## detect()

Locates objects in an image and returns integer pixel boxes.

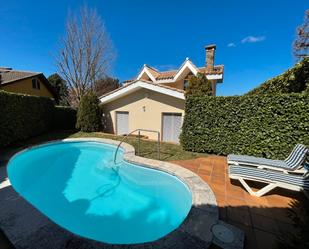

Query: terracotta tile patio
[171,156,306,249]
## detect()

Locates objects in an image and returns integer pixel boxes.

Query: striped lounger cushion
[228,144,309,171]
[229,165,309,190]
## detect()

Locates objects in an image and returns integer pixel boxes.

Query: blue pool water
[7,141,192,244]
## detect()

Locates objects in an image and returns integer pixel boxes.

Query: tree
[294,10,309,60]
[185,73,213,97]
[47,73,69,105]
[94,76,120,97]
[76,92,102,132]
[56,6,115,106]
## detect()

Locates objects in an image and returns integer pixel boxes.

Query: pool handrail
[113,129,161,164]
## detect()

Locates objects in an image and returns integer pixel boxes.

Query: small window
[183,79,189,90]
[31,78,40,90]
[32,79,37,89]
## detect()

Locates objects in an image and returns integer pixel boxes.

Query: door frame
[115,111,129,135]
[161,112,183,142]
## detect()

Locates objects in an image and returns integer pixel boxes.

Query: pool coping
[6,137,219,248]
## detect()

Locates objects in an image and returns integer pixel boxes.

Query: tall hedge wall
[180,93,309,159]
[247,58,309,95]
[0,90,54,147]
[53,106,77,130]
[0,91,77,148]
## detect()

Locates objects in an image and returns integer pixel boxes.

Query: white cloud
[227,42,236,47]
[241,36,266,44]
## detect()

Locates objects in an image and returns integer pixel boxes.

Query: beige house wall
[101,89,185,140]
[0,77,54,98]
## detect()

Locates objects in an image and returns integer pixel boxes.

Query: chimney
[205,44,216,69]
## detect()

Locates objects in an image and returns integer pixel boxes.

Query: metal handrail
[113,129,161,164]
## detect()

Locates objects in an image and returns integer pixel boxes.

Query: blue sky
[0,0,307,96]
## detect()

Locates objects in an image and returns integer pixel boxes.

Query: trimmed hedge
[53,106,77,130]
[180,94,309,159]
[247,58,309,95]
[0,90,54,147]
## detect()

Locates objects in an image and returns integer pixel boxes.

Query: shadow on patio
[172,156,308,249]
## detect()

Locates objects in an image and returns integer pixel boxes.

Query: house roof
[99,79,185,105]
[0,69,40,84]
[130,58,224,84]
[0,68,58,99]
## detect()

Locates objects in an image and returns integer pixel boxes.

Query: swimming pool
[7,140,192,244]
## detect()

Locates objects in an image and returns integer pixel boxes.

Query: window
[183,79,189,90]
[32,78,40,90]
[32,79,37,89]
[183,72,193,90]
[162,113,183,143]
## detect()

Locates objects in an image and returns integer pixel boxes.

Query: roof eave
[99,80,185,105]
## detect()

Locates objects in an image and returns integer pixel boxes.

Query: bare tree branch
[294,10,309,60]
[56,6,115,106]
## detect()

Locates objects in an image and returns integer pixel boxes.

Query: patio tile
[230,223,258,249]
[248,206,272,219]
[198,168,212,176]
[275,220,295,236]
[226,185,245,199]
[227,207,252,227]
[210,174,226,185]
[215,193,226,206]
[244,194,269,208]
[200,174,211,183]
[171,156,304,249]
[208,182,226,196]
[226,196,247,208]
[254,228,278,249]
[251,213,280,235]
[199,164,213,171]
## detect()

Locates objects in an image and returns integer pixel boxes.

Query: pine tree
[76,92,102,132]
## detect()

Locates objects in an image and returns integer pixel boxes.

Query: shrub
[76,92,102,132]
[0,90,54,147]
[180,93,309,159]
[53,106,77,130]
[185,73,213,97]
[247,58,309,95]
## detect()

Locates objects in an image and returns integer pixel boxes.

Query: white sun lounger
[228,144,309,197]
[228,144,308,173]
[229,164,309,197]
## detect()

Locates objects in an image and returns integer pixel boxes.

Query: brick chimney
[205,44,216,69]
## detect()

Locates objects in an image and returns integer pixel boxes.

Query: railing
[113,129,161,164]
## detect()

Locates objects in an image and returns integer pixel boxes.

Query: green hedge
[76,92,102,132]
[0,90,54,147]
[180,94,309,159]
[53,106,77,130]
[247,58,309,95]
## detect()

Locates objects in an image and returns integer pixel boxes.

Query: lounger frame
[229,173,308,197]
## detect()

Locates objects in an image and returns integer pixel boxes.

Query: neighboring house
[0,67,57,99]
[99,44,224,143]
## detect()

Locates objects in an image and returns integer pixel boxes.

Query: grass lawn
[5,130,207,161]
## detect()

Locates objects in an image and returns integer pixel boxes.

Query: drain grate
[211,221,244,249]
[212,224,234,243]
